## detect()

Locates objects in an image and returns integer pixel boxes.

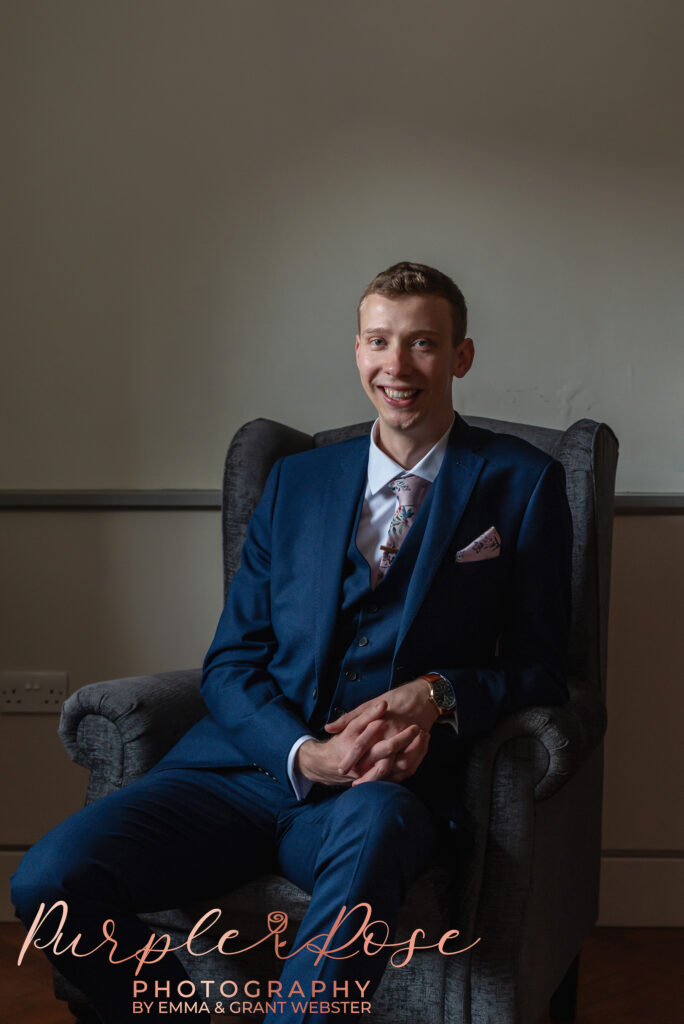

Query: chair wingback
[221,416,618,700]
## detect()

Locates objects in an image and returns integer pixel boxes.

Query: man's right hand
[295,700,422,786]
[350,726,430,786]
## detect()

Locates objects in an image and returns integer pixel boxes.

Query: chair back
[222,416,618,699]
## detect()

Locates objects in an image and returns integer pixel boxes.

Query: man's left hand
[324,678,440,783]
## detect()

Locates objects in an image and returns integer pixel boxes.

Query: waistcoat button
[345,669,358,681]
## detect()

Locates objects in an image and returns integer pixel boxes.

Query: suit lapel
[394,416,486,659]
[313,436,369,682]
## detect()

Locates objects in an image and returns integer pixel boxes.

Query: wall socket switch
[0,671,68,713]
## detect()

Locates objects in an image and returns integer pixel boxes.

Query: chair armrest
[58,669,206,795]
[451,682,606,947]
[465,680,606,805]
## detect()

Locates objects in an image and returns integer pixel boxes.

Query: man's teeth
[384,388,417,400]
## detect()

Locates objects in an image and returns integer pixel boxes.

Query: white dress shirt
[287,417,456,798]
[357,417,453,586]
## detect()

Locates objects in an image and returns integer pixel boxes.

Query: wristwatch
[421,672,457,716]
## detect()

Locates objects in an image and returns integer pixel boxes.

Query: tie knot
[389,473,426,507]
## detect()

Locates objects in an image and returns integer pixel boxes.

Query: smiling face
[355,292,474,464]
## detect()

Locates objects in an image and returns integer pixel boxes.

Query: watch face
[432,677,456,711]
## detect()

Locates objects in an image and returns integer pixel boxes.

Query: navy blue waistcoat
[312,480,435,732]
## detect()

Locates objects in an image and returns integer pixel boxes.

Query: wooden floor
[1,924,682,1023]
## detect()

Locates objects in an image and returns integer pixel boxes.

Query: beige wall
[1,1,683,924]
[600,515,684,925]
[1,510,682,923]
[2,1,683,492]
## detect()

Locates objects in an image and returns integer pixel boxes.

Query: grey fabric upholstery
[55,415,618,1023]
[59,669,205,797]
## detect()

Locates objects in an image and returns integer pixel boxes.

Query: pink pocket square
[456,526,501,563]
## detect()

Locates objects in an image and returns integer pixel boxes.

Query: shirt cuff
[435,714,459,733]
[287,734,315,801]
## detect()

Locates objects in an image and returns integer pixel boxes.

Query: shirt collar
[366,416,454,496]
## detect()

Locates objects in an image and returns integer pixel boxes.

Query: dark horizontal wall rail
[1,492,683,513]
[0,491,221,510]
[614,495,684,514]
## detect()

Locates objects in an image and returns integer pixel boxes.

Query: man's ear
[355,335,361,365]
[452,337,474,379]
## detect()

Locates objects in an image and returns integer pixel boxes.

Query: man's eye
[369,338,385,346]
[414,338,431,348]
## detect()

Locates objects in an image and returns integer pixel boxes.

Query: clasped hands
[295,678,440,787]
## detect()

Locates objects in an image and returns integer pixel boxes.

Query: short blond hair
[358,261,468,344]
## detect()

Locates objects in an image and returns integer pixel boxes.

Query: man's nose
[384,345,412,378]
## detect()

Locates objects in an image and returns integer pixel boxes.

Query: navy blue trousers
[11,767,438,1023]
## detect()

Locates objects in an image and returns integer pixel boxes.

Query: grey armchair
[55,415,617,1024]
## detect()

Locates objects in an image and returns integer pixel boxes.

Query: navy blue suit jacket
[160,414,572,790]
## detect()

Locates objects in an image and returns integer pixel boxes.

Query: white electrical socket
[0,671,68,713]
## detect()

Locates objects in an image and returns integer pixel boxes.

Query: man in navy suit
[12,262,572,1023]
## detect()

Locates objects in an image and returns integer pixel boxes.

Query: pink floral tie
[377,474,428,582]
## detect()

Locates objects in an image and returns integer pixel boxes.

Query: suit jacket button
[357,637,369,647]
[345,669,358,681]
[367,602,379,613]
